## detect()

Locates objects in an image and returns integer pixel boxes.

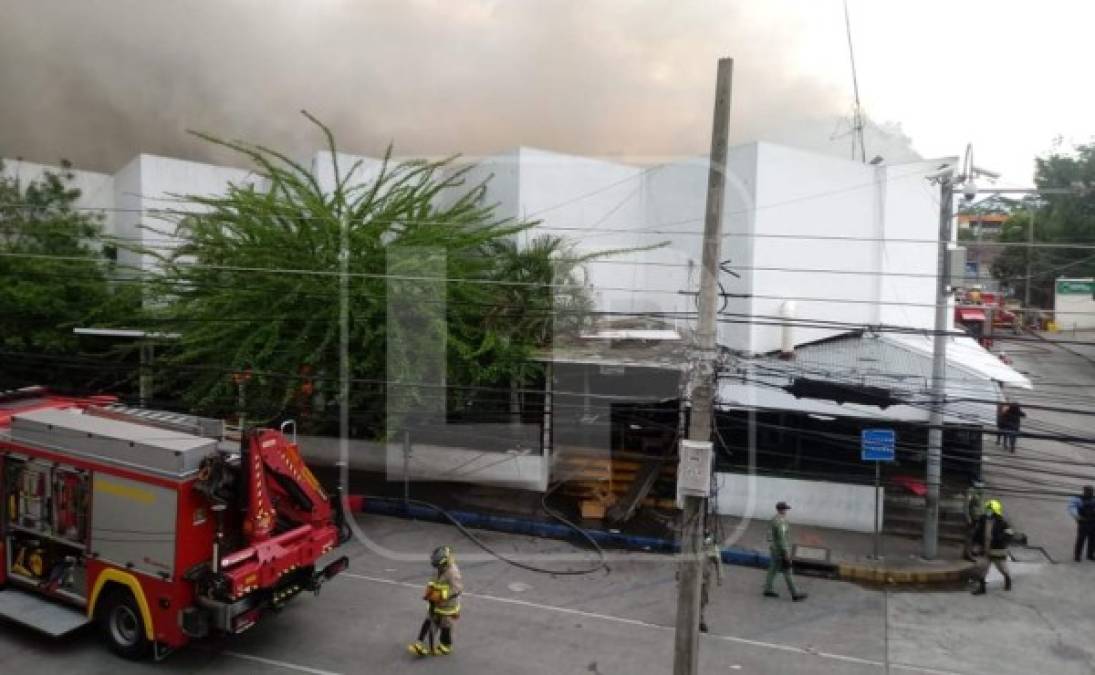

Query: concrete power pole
[923,175,954,559]
[673,57,732,675]
[1024,206,1035,316]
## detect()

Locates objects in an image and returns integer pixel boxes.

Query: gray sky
[0,0,1090,185]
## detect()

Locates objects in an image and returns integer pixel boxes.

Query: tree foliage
[136,116,606,435]
[0,160,137,390]
[991,143,1095,307]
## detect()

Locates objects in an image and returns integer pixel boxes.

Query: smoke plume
[0,0,920,171]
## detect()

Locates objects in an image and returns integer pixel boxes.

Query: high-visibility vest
[427,580,461,615]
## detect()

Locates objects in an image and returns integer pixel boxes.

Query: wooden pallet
[554,451,675,521]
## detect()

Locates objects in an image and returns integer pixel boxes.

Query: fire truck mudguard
[87,569,154,641]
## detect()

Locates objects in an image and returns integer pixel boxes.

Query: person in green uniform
[763,501,807,602]
[699,532,723,633]
[964,479,986,561]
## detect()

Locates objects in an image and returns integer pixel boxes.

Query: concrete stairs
[883,494,968,543]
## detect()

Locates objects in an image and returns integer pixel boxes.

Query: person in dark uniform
[1068,485,1095,562]
[1000,403,1025,453]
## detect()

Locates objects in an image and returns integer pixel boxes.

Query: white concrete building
[5,146,1026,492]
[4,142,954,355]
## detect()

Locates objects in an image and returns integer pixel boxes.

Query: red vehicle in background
[0,387,349,659]
[955,288,1021,349]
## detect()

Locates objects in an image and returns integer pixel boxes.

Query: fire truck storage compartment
[3,457,90,601]
[6,407,215,581]
[91,473,177,578]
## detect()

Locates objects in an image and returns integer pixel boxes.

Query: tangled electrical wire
[362,490,607,576]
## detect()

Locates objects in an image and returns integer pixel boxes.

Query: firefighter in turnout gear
[972,499,1014,595]
[763,502,807,602]
[408,545,464,657]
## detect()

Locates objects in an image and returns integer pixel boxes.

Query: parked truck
[0,386,349,659]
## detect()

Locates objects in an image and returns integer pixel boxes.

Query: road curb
[351,496,974,584]
[836,560,976,585]
[351,495,771,567]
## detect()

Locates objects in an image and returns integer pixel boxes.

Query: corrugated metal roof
[720,331,1003,425]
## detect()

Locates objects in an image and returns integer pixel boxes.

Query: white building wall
[443,150,521,222]
[715,472,882,533]
[1,158,115,235]
[6,145,948,355]
[477,142,945,356]
[514,149,645,315]
[112,154,260,274]
[112,156,144,273]
[878,159,952,331]
[744,143,881,354]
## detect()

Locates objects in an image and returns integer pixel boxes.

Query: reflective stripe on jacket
[432,562,463,615]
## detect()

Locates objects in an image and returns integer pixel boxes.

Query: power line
[10,247,1095,318]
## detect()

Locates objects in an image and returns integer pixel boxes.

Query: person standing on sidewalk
[963,479,986,561]
[1000,403,1025,453]
[972,499,1014,595]
[763,501,807,602]
[699,532,723,633]
[1068,485,1095,562]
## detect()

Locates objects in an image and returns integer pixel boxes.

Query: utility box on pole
[676,440,713,506]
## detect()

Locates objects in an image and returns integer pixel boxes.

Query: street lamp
[72,328,180,407]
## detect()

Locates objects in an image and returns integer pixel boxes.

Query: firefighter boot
[434,627,453,656]
[972,579,987,595]
[1004,574,1012,591]
[408,642,430,657]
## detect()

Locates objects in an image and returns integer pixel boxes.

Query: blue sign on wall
[861,428,896,462]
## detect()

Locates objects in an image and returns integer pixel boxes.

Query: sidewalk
[345,478,975,586]
[713,514,971,585]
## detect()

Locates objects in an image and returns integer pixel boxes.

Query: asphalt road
[0,514,919,675]
[6,510,1083,675]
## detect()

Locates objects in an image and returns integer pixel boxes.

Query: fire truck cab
[0,387,348,659]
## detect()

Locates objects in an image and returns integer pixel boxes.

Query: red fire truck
[0,387,349,659]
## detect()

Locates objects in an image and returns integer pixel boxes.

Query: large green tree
[0,160,137,391]
[992,143,1095,307]
[136,116,606,435]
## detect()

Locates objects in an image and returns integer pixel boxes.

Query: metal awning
[957,308,987,323]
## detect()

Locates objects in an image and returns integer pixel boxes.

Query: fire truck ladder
[85,404,225,440]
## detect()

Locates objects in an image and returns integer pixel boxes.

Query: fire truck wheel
[98,588,151,659]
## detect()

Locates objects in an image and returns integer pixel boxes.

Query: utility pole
[1024,205,1035,318]
[139,342,153,408]
[673,56,732,675]
[923,174,953,559]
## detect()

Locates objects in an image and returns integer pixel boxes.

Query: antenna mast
[843,0,867,162]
